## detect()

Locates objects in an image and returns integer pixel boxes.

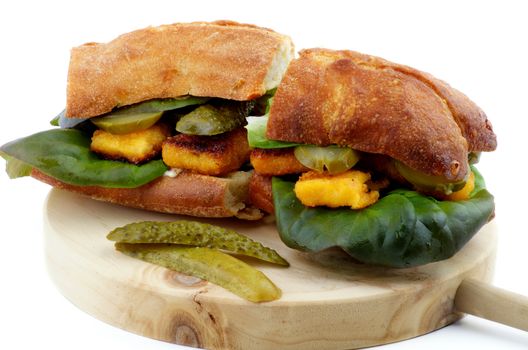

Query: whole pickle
[116,243,282,303]
[176,101,252,135]
[107,220,289,266]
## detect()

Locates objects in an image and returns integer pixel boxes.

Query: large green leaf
[0,129,167,188]
[110,96,209,115]
[272,167,494,268]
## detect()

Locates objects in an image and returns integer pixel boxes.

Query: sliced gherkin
[107,220,289,266]
[53,97,208,132]
[394,160,467,195]
[115,243,282,303]
[91,111,163,134]
[176,101,252,135]
[90,96,209,134]
[294,145,360,174]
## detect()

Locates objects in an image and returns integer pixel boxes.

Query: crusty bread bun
[49,21,295,219]
[67,20,294,118]
[32,169,263,220]
[266,49,496,182]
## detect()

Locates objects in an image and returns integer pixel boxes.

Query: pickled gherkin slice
[394,160,467,195]
[91,112,163,134]
[90,97,209,134]
[107,220,289,266]
[115,243,282,303]
[176,102,251,135]
[294,145,360,174]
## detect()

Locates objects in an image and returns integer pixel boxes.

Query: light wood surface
[43,189,497,350]
[455,279,528,331]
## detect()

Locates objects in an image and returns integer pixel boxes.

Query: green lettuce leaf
[246,116,300,149]
[110,96,209,115]
[0,129,167,188]
[50,115,60,126]
[0,152,33,179]
[272,167,494,268]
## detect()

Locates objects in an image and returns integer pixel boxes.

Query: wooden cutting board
[43,189,497,350]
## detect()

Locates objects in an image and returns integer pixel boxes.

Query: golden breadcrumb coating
[250,148,308,176]
[90,123,170,164]
[162,128,249,176]
[294,170,379,209]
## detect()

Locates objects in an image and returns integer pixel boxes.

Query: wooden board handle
[455,278,528,331]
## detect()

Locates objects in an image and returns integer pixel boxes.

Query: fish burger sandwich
[247,48,496,267]
[0,21,293,220]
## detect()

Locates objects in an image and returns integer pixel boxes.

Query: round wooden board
[43,189,497,350]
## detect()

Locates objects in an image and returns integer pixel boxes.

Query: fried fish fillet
[294,170,379,209]
[267,49,497,182]
[91,123,170,164]
[162,128,250,176]
[250,148,308,176]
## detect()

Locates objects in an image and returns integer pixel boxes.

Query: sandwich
[0,21,294,219]
[247,48,496,267]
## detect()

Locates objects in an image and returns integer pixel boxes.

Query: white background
[1,0,527,349]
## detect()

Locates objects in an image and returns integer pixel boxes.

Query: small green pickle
[115,243,282,303]
[176,102,251,135]
[107,220,289,266]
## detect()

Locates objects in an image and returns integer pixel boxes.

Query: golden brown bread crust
[32,169,262,219]
[267,49,497,182]
[67,20,293,118]
[248,173,274,214]
[344,50,497,153]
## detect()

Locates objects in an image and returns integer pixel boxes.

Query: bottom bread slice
[32,169,262,220]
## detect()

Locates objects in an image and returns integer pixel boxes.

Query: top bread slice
[266,49,497,182]
[66,20,294,118]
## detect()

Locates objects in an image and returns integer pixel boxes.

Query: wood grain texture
[43,189,497,350]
